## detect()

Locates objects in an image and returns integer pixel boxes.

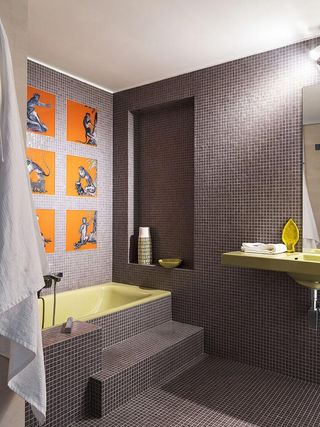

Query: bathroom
[0,0,320,426]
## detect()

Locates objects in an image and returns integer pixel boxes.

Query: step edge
[101,320,203,353]
[91,330,204,382]
[96,337,205,416]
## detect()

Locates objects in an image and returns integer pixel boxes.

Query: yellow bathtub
[38,282,171,329]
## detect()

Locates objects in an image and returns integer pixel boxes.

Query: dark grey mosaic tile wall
[131,98,194,268]
[27,61,113,293]
[113,38,320,382]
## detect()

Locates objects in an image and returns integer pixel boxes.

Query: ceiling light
[310,46,320,63]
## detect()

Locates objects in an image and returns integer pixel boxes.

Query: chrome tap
[308,289,319,330]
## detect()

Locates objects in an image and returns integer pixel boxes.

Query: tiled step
[88,321,204,417]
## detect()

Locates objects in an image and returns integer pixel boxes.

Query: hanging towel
[241,243,287,255]
[0,18,49,425]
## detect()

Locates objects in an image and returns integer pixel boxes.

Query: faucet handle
[43,272,63,288]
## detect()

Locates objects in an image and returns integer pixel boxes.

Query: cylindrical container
[138,227,152,265]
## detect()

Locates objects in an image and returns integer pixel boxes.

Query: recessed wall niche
[128,97,194,269]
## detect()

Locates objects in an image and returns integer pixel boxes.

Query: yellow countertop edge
[221,251,320,275]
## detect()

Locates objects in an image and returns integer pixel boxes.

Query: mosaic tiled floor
[72,357,320,427]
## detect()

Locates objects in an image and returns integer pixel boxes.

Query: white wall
[0,0,27,119]
[0,1,28,426]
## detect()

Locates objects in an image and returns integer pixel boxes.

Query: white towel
[241,243,287,254]
[0,18,49,425]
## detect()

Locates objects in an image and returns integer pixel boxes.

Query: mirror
[303,84,320,251]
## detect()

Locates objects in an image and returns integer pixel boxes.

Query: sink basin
[222,251,320,289]
[301,253,320,262]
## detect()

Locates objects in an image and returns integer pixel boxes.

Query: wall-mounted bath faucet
[43,272,63,289]
[38,272,63,298]
[38,272,63,328]
[308,289,320,330]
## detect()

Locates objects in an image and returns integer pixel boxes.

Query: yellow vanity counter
[222,251,320,289]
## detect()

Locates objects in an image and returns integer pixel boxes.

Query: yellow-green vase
[282,218,299,253]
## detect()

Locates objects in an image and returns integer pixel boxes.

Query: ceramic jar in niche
[138,227,152,265]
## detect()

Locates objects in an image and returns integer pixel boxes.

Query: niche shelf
[128,97,195,269]
[129,262,194,272]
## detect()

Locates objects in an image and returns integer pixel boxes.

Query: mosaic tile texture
[89,321,204,416]
[88,295,172,348]
[41,320,99,347]
[113,38,320,383]
[25,322,102,427]
[131,98,194,268]
[27,60,113,293]
[71,356,320,427]
[100,320,203,374]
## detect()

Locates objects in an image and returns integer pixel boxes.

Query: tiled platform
[72,356,320,427]
[88,321,204,416]
[26,322,102,427]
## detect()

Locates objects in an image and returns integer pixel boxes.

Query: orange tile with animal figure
[36,209,55,253]
[27,86,55,137]
[67,99,97,146]
[66,210,97,251]
[66,155,97,197]
[26,147,55,195]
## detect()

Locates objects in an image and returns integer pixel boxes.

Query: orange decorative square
[67,100,97,146]
[36,209,55,253]
[66,155,97,197]
[27,86,55,137]
[66,210,97,251]
[26,147,55,195]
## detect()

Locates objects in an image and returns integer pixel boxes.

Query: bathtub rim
[40,282,171,328]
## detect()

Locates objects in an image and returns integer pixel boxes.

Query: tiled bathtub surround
[25,322,102,427]
[88,295,172,347]
[27,61,113,292]
[113,38,320,383]
[25,295,172,426]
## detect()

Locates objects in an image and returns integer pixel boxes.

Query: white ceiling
[28,0,320,93]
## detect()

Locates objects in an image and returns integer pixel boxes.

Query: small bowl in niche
[158,258,182,269]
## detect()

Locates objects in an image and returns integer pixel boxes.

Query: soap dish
[158,258,182,268]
